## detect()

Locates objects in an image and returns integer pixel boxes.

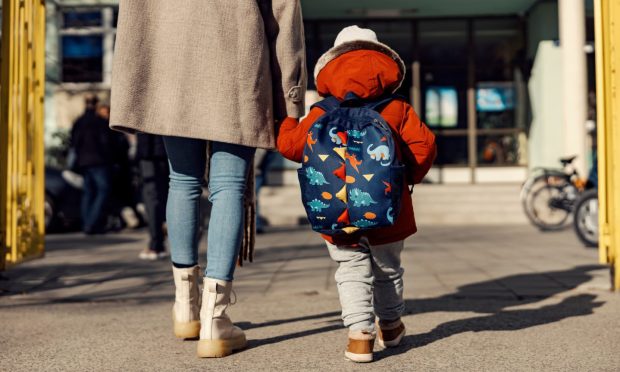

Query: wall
[528,41,564,170]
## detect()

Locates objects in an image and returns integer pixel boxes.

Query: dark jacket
[135,134,167,161]
[70,110,112,168]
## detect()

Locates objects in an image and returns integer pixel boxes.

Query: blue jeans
[163,137,255,281]
[81,165,111,233]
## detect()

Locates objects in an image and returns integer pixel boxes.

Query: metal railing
[594,0,620,291]
[0,0,46,270]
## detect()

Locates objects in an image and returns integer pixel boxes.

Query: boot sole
[344,351,373,363]
[196,334,247,358]
[174,320,201,339]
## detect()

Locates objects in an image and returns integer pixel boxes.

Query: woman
[110,0,306,358]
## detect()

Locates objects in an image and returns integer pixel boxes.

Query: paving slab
[1,224,619,371]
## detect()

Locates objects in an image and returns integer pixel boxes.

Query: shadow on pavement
[238,310,341,331]
[44,234,143,251]
[249,265,605,352]
[376,293,603,360]
[0,259,172,307]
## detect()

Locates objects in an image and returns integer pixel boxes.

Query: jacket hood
[316,50,404,100]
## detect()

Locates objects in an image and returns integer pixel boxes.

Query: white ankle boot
[196,278,247,358]
[172,266,201,339]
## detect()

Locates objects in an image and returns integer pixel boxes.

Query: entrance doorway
[304,16,527,183]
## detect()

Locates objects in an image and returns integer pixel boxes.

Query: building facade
[40,0,595,183]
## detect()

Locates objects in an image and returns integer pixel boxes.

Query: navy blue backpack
[298,93,405,236]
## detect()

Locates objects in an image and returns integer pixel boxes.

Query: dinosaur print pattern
[382,181,392,195]
[367,144,391,166]
[305,167,329,186]
[347,129,367,139]
[386,207,394,224]
[345,152,362,173]
[307,132,317,152]
[329,128,347,146]
[298,96,406,235]
[352,219,378,228]
[307,199,329,212]
[349,188,377,207]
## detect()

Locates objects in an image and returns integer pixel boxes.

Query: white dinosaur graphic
[386,207,395,224]
[367,144,391,166]
[329,128,343,145]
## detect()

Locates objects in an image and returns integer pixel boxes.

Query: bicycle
[573,155,599,247]
[520,156,586,231]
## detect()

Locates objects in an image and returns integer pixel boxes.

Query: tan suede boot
[172,266,201,339]
[376,318,406,348]
[196,278,247,358]
[345,329,376,363]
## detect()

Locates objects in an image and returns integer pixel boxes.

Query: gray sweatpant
[326,238,405,332]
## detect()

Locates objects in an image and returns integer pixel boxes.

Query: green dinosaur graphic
[305,167,329,186]
[307,199,329,212]
[352,219,378,228]
[347,129,367,139]
[349,188,377,207]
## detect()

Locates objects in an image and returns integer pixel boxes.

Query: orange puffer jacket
[277,49,437,246]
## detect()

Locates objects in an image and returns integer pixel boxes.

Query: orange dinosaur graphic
[345,152,362,173]
[382,181,392,195]
[307,132,317,152]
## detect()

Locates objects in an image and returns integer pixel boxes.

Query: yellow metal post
[594,0,620,291]
[0,0,46,270]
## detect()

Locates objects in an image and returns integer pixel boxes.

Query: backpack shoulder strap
[365,94,407,112]
[311,96,341,112]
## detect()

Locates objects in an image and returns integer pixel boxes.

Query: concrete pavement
[1,224,619,371]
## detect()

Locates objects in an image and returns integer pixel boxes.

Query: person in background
[253,149,278,233]
[99,104,146,231]
[136,133,170,260]
[71,94,112,234]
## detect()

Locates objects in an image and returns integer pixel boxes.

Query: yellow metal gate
[0,0,46,270]
[594,0,620,290]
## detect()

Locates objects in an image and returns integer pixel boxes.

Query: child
[277,26,437,363]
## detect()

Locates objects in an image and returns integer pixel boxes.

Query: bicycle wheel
[522,176,576,230]
[573,189,598,248]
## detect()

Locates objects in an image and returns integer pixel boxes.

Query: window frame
[58,6,116,87]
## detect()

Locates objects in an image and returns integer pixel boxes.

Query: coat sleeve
[277,107,325,162]
[261,0,307,120]
[399,103,437,184]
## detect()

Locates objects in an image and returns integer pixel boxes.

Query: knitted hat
[313,25,406,92]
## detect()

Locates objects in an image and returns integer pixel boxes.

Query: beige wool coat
[110,0,307,149]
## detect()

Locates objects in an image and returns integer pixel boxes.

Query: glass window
[434,135,468,166]
[425,86,458,128]
[62,10,102,28]
[419,20,468,67]
[474,19,521,82]
[62,35,103,82]
[419,20,468,132]
[476,82,516,129]
[477,134,521,166]
[366,21,413,65]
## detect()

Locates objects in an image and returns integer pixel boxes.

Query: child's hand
[278,117,299,130]
[276,117,304,162]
